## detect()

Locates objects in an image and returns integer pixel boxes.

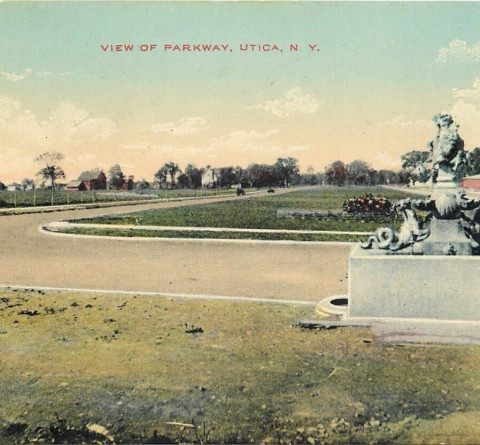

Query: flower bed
[342,194,393,217]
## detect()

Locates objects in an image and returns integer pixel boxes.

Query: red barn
[66,180,87,191]
[78,170,107,190]
[462,174,480,190]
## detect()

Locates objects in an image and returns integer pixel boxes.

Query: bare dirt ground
[0,191,350,302]
[2,289,480,444]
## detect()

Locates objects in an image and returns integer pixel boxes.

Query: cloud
[374,151,401,170]
[46,103,117,141]
[0,69,71,81]
[0,95,118,182]
[248,87,320,117]
[0,68,32,82]
[200,129,286,165]
[286,145,309,153]
[152,116,208,135]
[452,78,480,99]
[0,96,22,121]
[75,153,97,163]
[124,129,283,168]
[122,143,151,151]
[122,142,178,156]
[383,115,432,129]
[451,100,480,146]
[446,79,480,146]
[436,39,480,63]
[36,71,71,79]
[209,130,279,152]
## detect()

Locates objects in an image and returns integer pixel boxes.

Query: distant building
[201,167,220,188]
[77,170,107,190]
[22,183,35,191]
[462,174,480,190]
[66,180,87,192]
[7,183,21,192]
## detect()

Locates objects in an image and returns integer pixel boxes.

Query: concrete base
[420,218,472,255]
[345,244,480,344]
[348,245,480,320]
[367,318,480,345]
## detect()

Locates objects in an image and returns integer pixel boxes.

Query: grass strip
[60,227,367,242]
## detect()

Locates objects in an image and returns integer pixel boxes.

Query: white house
[201,167,221,188]
[7,183,21,192]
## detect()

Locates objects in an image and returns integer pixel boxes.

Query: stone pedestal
[345,245,480,343]
[348,245,480,320]
[419,218,472,255]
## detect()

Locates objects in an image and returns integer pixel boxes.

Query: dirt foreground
[1,289,480,444]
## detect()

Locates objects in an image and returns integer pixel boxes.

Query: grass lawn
[0,189,238,208]
[1,289,480,444]
[64,187,422,241]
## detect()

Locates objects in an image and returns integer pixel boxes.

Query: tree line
[325,148,480,187]
[323,160,407,186]
[132,157,302,190]
[8,148,480,201]
[400,147,480,184]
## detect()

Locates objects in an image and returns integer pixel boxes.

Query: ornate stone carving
[362,113,480,254]
[361,199,430,251]
[427,113,466,183]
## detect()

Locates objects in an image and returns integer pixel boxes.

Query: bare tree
[35,152,65,205]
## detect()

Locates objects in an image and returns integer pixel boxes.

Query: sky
[3,2,480,183]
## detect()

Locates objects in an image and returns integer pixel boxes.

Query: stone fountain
[314,113,480,344]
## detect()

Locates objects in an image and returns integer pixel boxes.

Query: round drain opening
[330,297,348,307]
[316,295,349,316]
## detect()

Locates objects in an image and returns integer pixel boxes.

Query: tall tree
[245,163,276,188]
[274,157,299,187]
[346,160,371,185]
[35,151,65,205]
[218,167,236,188]
[401,150,430,170]
[299,166,318,185]
[185,164,203,189]
[21,178,35,191]
[109,164,125,189]
[157,162,181,189]
[325,160,346,186]
[154,165,169,189]
[467,147,480,176]
[400,150,431,184]
[377,169,398,185]
[165,162,180,188]
[176,173,190,189]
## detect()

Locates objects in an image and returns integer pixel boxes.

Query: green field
[1,289,480,444]
[65,187,421,241]
[0,188,238,208]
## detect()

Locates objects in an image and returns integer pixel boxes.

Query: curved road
[0,193,352,303]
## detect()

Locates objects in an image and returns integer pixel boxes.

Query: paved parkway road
[0,193,352,303]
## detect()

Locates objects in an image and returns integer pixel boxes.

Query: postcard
[1,2,480,444]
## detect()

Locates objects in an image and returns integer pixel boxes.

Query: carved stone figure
[361,199,430,251]
[362,112,480,254]
[427,113,466,183]
[412,190,480,219]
